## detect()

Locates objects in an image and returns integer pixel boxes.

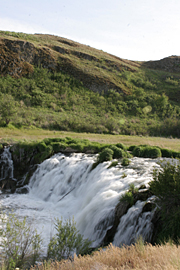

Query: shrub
[0,212,42,269]
[97,148,114,163]
[115,142,126,150]
[128,145,136,151]
[160,148,173,157]
[129,183,138,194]
[120,191,134,206]
[143,146,162,158]
[34,145,53,163]
[133,146,161,158]
[108,161,118,169]
[109,145,125,159]
[133,146,144,157]
[51,142,67,153]
[68,142,85,152]
[149,160,180,243]
[121,157,131,166]
[47,217,91,261]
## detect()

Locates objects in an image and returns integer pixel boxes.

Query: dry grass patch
[31,242,180,270]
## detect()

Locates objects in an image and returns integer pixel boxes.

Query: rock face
[0,38,57,78]
[0,34,139,95]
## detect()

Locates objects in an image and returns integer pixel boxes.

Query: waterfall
[113,198,155,246]
[0,152,159,254]
[0,147,14,180]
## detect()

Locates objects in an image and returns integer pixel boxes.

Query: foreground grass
[31,242,180,270]
[1,127,180,151]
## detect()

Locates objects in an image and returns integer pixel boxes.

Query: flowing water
[0,147,14,180]
[0,152,160,255]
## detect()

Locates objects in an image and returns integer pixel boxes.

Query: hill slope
[0,31,180,137]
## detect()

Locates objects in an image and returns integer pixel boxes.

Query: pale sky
[0,0,180,61]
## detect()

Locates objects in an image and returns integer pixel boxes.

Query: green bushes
[109,145,126,159]
[121,157,131,166]
[120,191,134,206]
[47,217,91,261]
[149,161,180,243]
[132,146,161,158]
[97,148,114,163]
[0,213,42,269]
[0,213,91,269]
[120,184,138,206]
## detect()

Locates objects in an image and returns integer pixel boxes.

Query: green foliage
[0,212,42,270]
[115,143,126,150]
[128,145,136,151]
[129,183,138,194]
[121,157,131,166]
[149,160,180,243]
[0,62,180,136]
[120,191,134,206]
[108,161,118,169]
[34,145,53,164]
[97,148,114,163]
[160,148,173,157]
[0,94,18,125]
[132,146,144,157]
[109,145,126,159]
[132,146,161,158]
[120,184,138,206]
[47,217,91,261]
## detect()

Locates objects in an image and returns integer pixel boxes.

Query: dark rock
[0,177,17,193]
[15,186,29,194]
[142,202,156,212]
[134,189,152,202]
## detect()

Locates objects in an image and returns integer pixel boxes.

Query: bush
[51,142,67,153]
[143,146,161,158]
[47,217,91,261]
[132,146,144,157]
[109,145,126,159]
[133,146,161,158]
[115,143,126,150]
[120,191,134,206]
[128,145,136,151]
[97,148,114,163]
[108,161,118,169]
[160,148,173,157]
[121,157,131,166]
[0,212,42,269]
[149,160,180,243]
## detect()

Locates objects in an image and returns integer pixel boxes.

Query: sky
[0,0,180,61]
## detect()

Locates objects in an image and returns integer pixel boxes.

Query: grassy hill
[0,30,180,137]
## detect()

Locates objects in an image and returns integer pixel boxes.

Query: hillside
[0,30,180,137]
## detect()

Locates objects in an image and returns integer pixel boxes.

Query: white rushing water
[0,147,14,180]
[0,152,159,255]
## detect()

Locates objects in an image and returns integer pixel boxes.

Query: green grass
[1,127,180,151]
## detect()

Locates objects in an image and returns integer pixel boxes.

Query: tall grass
[31,242,180,270]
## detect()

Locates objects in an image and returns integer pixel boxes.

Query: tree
[47,217,91,261]
[0,94,17,125]
[0,212,42,269]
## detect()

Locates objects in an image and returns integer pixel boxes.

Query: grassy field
[1,127,180,151]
